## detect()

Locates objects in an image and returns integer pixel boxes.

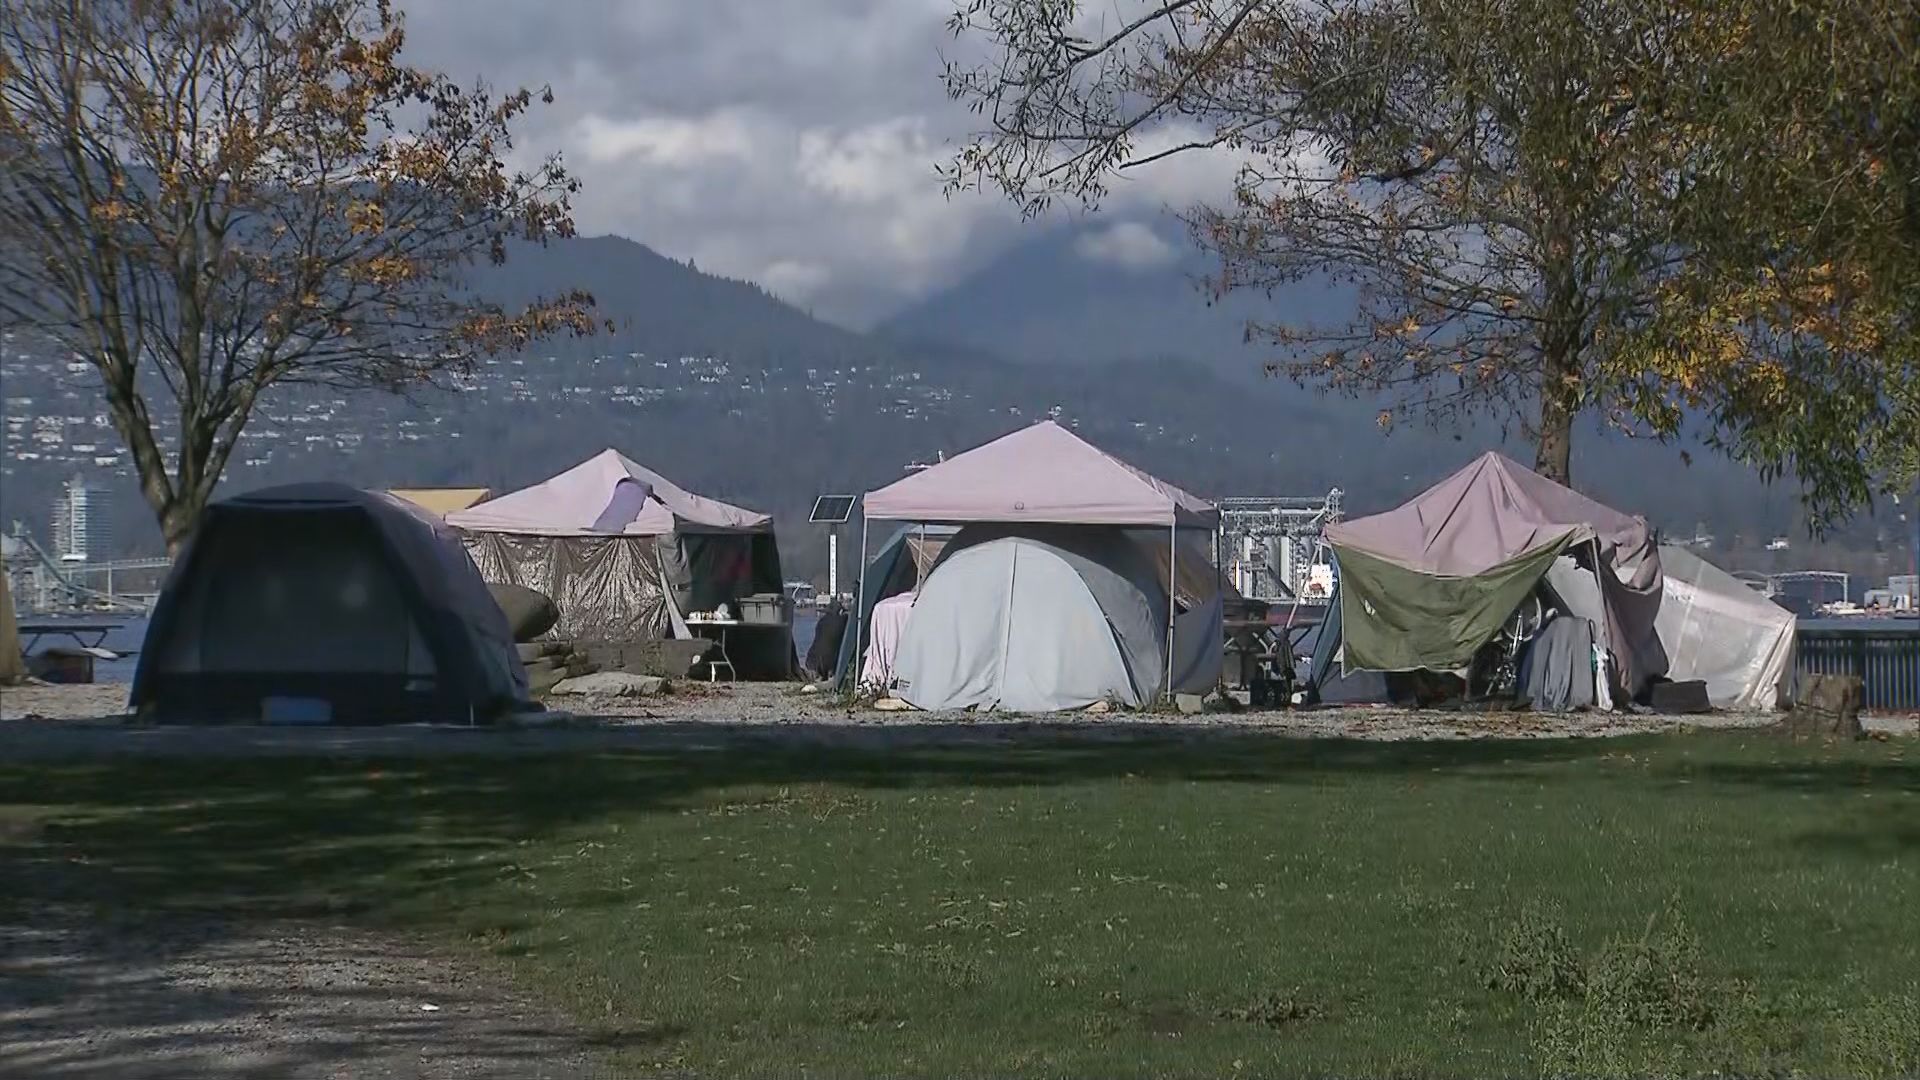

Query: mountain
[879,218,1302,380]
[0,231,1881,583]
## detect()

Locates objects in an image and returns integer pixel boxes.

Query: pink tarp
[447,449,771,536]
[862,421,1218,528]
[1325,451,1656,577]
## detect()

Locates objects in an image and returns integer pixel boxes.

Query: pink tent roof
[446,449,771,537]
[863,420,1218,528]
[1324,451,1653,576]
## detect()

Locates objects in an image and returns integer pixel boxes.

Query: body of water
[18,610,827,685]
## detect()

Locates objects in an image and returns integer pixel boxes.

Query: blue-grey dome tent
[132,484,528,724]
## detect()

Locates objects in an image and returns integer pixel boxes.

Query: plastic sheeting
[1654,544,1797,709]
[463,532,673,643]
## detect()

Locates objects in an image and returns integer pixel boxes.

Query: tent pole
[851,514,871,691]
[1166,519,1178,704]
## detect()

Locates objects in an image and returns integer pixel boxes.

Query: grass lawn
[2,730,1917,1078]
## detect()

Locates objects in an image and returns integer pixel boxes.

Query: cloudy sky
[400,0,1243,327]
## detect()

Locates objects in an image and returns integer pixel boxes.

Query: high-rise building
[50,472,101,563]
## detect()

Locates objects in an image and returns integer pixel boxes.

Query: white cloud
[573,110,759,167]
[396,0,1253,326]
[1074,222,1178,270]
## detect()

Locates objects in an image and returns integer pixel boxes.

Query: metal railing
[1796,625,1920,711]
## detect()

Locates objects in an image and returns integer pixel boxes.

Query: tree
[947,0,1710,484]
[1611,0,1920,525]
[0,0,597,553]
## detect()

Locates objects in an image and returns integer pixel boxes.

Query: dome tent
[893,524,1217,712]
[859,421,1225,713]
[132,484,527,724]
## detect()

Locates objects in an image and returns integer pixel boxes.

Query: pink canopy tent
[856,421,1222,704]
[445,451,786,665]
[446,449,770,537]
[863,420,1218,528]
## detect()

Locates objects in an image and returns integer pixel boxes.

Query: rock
[872,696,913,711]
[1784,673,1865,739]
[1084,700,1111,714]
[549,672,667,698]
[1174,693,1207,715]
[488,583,559,643]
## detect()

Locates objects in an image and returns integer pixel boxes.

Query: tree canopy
[0,0,597,550]
[944,0,1918,518]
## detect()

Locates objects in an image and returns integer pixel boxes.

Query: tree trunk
[160,495,205,559]
[1535,344,1577,485]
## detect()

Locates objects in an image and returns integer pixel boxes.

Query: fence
[1796,625,1920,711]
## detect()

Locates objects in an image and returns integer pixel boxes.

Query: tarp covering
[1654,544,1797,709]
[1325,452,1664,689]
[463,532,673,643]
[449,451,789,674]
[448,449,771,536]
[1518,615,1599,712]
[891,524,1220,712]
[863,421,1219,528]
[132,484,527,723]
[0,570,24,684]
[1335,538,1573,675]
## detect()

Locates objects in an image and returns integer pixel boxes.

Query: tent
[131,484,527,723]
[0,570,25,684]
[832,525,955,690]
[1320,452,1666,698]
[891,524,1221,712]
[447,450,790,674]
[859,422,1224,710]
[1653,544,1796,709]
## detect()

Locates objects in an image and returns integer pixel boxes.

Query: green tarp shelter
[1323,452,1666,693]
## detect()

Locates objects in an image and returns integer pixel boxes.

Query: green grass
[2,731,1917,1077]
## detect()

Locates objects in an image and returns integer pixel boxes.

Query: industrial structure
[1216,491,1343,605]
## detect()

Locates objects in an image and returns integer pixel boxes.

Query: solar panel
[809,494,856,524]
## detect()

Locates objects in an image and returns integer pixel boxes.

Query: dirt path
[0,904,602,1079]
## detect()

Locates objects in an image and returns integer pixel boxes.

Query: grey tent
[132,484,527,723]
[859,421,1225,710]
[448,450,791,676]
[891,525,1221,712]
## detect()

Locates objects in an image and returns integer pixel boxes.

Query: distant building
[50,472,104,562]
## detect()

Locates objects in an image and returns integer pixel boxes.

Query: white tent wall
[1654,545,1797,709]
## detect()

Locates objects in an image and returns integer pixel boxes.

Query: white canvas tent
[860,422,1223,710]
[1653,544,1797,709]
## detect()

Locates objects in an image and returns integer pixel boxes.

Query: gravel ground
[0,907,601,1080]
[2,680,1913,760]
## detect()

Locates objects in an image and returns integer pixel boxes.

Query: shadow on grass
[1,727,1914,953]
